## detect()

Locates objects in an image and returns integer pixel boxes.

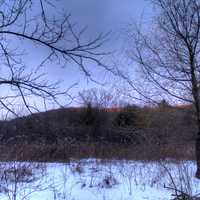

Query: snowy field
[0,159,199,200]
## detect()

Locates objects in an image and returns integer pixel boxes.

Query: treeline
[0,100,197,146]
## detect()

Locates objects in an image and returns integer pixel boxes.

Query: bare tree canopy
[127,0,200,178]
[0,0,109,117]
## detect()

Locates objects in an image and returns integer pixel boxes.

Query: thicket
[0,102,196,147]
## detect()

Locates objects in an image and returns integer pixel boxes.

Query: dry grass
[0,140,195,162]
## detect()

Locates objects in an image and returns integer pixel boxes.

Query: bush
[113,105,138,127]
[79,103,98,126]
[78,103,108,140]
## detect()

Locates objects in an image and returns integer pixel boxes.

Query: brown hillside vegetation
[0,103,196,161]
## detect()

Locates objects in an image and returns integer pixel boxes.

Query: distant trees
[78,88,117,108]
[78,89,110,140]
[79,103,101,126]
[0,100,196,150]
[113,105,138,127]
[157,100,171,109]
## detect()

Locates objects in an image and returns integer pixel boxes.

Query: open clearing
[0,159,199,200]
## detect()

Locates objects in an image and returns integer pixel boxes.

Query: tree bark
[189,51,200,178]
[196,132,200,178]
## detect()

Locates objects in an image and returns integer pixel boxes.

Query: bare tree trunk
[195,133,200,178]
[189,51,200,178]
[126,0,200,179]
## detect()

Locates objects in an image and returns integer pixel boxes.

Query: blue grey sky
[13,0,153,112]
[46,0,153,97]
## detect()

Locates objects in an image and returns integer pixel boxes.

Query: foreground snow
[0,159,199,200]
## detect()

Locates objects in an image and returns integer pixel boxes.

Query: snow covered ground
[0,159,199,200]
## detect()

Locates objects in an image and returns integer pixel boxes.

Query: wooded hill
[0,102,196,146]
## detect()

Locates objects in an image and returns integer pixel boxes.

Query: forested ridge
[0,103,195,146]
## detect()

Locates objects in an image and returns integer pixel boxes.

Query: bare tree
[126,0,200,178]
[0,162,47,200]
[78,88,117,108]
[0,0,109,117]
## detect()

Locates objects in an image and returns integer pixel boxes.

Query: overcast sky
[61,0,151,30]
[11,0,154,112]
[43,0,153,103]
